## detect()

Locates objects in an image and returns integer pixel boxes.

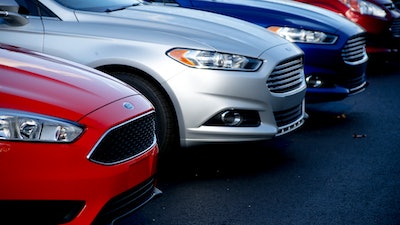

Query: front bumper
[0,97,160,225]
[300,34,369,102]
[164,43,307,147]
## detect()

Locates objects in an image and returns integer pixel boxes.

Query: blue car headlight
[0,109,83,142]
[268,26,338,44]
[167,48,262,71]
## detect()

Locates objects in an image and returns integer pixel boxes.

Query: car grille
[384,2,396,10]
[391,18,400,38]
[274,101,305,136]
[267,56,304,93]
[341,34,368,65]
[88,111,156,165]
[92,178,161,225]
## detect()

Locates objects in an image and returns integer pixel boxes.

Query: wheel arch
[96,64,182,152]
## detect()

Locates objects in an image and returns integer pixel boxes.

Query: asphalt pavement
[116,57,400,225]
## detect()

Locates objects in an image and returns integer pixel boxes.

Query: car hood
[188,0,365,35]
[72,4,291,57]
[0,44,141,121]
[369,0,395,5]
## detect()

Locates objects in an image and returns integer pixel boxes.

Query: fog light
[221,111,242,126]
[204,110,260,127]
[306,75,323,88]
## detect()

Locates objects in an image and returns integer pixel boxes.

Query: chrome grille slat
[344,38,365,48]
[344,49,366,58]
[268,69,303,84]
[268,64,303,80]
[342,43,366,53]
[349,48,366,55]
[273,58,302,70]
[341,34,368,65]
[391,18,400,37]
[268,77,304,92]
[267,56,304,93]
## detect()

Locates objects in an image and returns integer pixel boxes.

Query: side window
[15,0,40,16]
[14,0,57,17]
[37,1,57,17]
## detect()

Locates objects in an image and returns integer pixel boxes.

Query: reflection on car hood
[188,0,365,35]
[72,4,292,57]
[0,44,140,121]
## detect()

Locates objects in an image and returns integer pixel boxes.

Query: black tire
[107,71,179,154]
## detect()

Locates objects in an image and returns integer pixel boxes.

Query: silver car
[0,0,307,153]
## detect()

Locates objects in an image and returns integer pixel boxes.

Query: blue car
[145,0,369,102]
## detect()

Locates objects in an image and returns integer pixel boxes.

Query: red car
[295,0,400,56]
[0,44,161,225]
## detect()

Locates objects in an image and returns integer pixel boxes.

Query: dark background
[117,57,400,225]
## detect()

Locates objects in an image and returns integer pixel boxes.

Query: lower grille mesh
[88,111,156,165]
[274,103,303,128]
[92,178,160,225]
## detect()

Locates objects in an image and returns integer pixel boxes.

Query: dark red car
[295,0,400,57]
[0,43,161,225]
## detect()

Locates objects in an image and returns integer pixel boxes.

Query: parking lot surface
[116,58,400,225]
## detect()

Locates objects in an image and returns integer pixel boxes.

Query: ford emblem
[123,102,134,110]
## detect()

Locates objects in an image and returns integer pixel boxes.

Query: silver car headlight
[167,48,262,71]
[268,27,338,44]
[340,0,386,18]
[0,109,83,142]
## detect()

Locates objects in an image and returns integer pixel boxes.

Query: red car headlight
[0,109,83,142]
[341,0,386,18]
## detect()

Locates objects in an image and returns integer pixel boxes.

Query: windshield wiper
[105,3,140,12]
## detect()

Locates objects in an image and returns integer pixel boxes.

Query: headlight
[268,27,338,44]
[0,109,83,142]
[341,0,386,17]
[167,48,262,71]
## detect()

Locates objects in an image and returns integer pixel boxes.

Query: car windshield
[54,0,143,12]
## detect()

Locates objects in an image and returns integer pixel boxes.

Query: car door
[0,0,44,52]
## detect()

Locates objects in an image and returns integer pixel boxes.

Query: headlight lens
[341,0,386,17]
[0,109,83,142]
[268,27,338,44]
[167,48,262,71]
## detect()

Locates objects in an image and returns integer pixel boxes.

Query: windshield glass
[54,0,143,11]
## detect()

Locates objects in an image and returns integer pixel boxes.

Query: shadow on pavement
[156,139,295,184]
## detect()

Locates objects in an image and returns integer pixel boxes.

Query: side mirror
[0,0,29,26]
